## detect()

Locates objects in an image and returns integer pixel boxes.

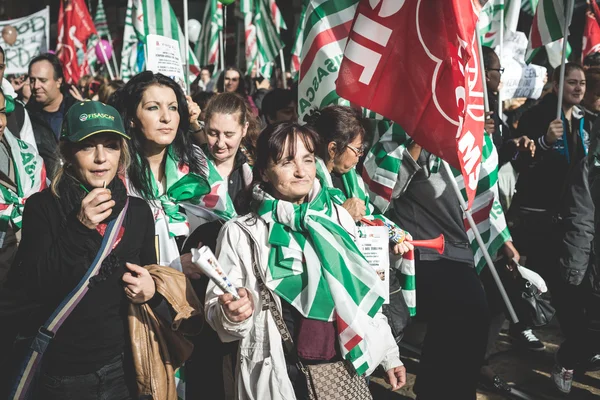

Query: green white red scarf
[0,129,47,246]
[315,158,415,315]
[255,182,386,375]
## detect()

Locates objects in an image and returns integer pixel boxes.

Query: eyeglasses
[488,67,505,74]
[346,144,365,157]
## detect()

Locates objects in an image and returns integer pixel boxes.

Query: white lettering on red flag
[336,0,484,207]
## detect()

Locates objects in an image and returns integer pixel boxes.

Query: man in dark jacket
[26,53,78,178]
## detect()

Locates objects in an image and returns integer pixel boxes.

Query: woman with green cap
[0,100,199,400]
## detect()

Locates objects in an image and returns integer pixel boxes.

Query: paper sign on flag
[356,226,390,304]
[146,34,186,90]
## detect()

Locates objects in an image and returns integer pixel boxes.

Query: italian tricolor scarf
[254,183,386,375]
[315,158,416,315]
[0,130,46,247]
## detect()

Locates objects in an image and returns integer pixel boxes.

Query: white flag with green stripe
[120,0,201,82]
[479,0,522,48]
[290,1,307,78]
[254,0,283,79]
[195,0,223,67]
[297,0,359,122]
[525,0,572,65]
[87,0,113,74]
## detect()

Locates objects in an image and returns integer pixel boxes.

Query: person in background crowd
[0,100,201,400]
[77,74,93,99]
[206,122,406,399]
[512,63,590,391]
[584,52,600,70]
[0,87,46,286]
[582,67,600,126]
[216,66,259,116]
[309,105,414,346]
[261,88,298,125]
[184,92,255,400]
[387,139,491,400]
[26,53,78,177]
[97,80,125,105]
[481,46,543,360]
[200,66,212,91]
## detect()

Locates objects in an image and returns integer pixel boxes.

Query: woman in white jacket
[205,122,405,399]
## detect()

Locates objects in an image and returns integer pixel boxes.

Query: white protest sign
[145,34,185,89]
[356,226,390,304]
[0,7,50,75]
[498,31,547,100]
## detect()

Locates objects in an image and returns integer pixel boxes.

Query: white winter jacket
[205,206,403,400]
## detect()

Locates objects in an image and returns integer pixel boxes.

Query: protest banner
[500,31,546,100]
[0,7,50,75]
[146,34,186,90]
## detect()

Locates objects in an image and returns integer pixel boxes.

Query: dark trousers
[413,259,490,400]
[37,354,134,400]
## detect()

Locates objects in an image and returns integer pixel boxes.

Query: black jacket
[514,93,592,212]
[26,93,78,178]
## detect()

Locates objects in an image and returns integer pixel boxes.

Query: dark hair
[238,122,319,214]
[98,80,125,104]
[307,105,365,162]
[111,71,201,200]
[28,53,64,82]
[481,46,499,70]
[584,52,600,68]
[216,66,248,96]
[192,91,215,114]
[261,89,295,123]
[552,63,585,84]
[585,67,600,98]
[0,45,4,61]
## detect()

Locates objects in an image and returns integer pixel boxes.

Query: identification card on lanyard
[356,225,390,303]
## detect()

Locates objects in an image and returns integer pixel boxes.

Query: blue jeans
[37,354,134,400]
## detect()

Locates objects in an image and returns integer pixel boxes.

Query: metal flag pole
[476,21,490,113]
[555,0,575,119]
[279,49,287,89]
[183,0,190,94]
[98,41,115,80]
[220,5,227,70]
[497,0,504,137]
[443,27,519,324]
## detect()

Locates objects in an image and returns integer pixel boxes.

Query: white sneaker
[552,364,573,394]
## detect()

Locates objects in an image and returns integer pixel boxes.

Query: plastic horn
[408,234,445,255]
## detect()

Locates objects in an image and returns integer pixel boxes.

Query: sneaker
[552,364,574,394]
[511,328,546,351]
[585,354,600,372]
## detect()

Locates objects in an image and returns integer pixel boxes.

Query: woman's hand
[180,252,203,280]
[69,84,85,101]
[511,136,536,157]
[545,119,563,145]
[484,111,495,135]
[123,263,156,304]
[342,197,366,221]
[186,95,202,132]
[78,188,115,230]
[391,233,414,256]
[385,365,406,391]
[219,288,254,322]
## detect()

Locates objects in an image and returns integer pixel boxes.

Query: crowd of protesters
[0,43,598,400]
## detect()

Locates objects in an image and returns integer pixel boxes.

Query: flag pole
[555,0,575,119]
[183,0,190,94]
[476,22,490,113]
[448,27,518,324]
[497,0,504,137]
[98,41,116,80]
[279,49,287,89]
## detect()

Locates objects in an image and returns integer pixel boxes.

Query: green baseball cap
[61,101,130,142]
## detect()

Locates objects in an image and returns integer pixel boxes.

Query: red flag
[57,0,97,84]
[336,0,484,207]
[583,1,600,62]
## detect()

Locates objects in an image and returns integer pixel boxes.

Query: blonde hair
[51,137,131,197]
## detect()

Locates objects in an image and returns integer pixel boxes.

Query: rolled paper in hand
[362,217,407,244]
[191,246,240,300]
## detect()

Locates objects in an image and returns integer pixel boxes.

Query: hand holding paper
[191,246,240,300]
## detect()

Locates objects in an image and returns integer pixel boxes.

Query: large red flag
[57,0,97,84]
[336,0,484,207]
[583,1,600,62]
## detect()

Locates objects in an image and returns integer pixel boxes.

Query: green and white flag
[87,0,112,72]
[196,0,223,67]
[241,0,258,74]
[479,0,522,48]
[525,0,572,65]
[255,182,387,376]
[120,0,201,81]
[254,0,284,79]
[362,127,512,274]
[315,158,416,315]
[290,1,307,78]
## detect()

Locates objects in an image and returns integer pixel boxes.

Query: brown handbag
[238,222,373,400]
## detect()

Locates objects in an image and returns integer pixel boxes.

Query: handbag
[9,199,129,400]
[235,221,373,400]
[517,278,555,327]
